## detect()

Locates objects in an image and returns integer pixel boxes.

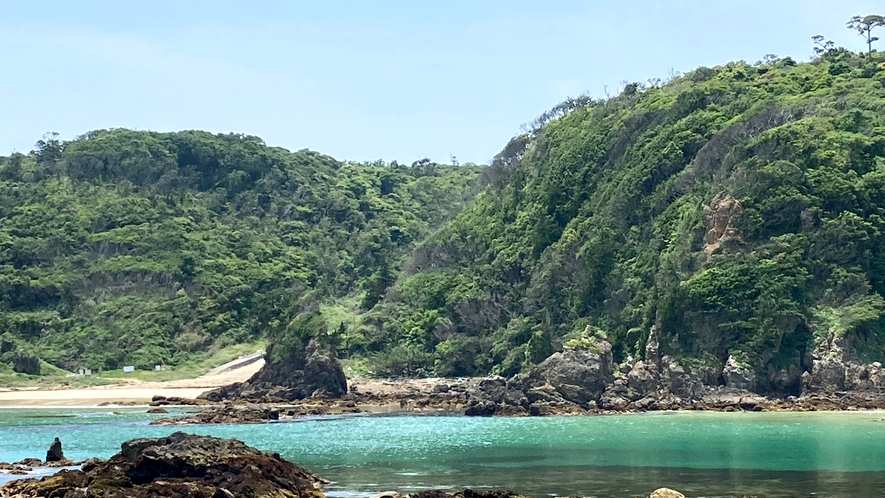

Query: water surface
[1,409,884,497]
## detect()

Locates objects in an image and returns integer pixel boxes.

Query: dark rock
[627,362,659,394]
[201,339,346,403]
[530,341,615,406]
[45,437,64,462]
[44,457,76,468]
[470,377,508,404]
[598,389,630,410]
[147,407,168,414]
[80,457,106,473]
[0,335,13,354]
[150,403,361,425]
[464,400,497,416]
[12,352,40,375]
[524,384,562,404]
[1,432,327,498]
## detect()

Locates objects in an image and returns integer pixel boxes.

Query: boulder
[649,488,685,498]
[530,341,615,406]
[45,437,64,462]
[663,360,701,398]
[1,432,327,498]
[627,361,659,395]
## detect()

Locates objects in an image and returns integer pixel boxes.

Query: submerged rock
[410,490,526,498]
[1,432,327,498]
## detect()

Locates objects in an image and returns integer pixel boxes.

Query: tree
[847,15,885,55]
[32,131,63,166]
[811,35,834,58]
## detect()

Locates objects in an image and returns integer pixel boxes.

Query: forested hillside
[0,130,480,373]
[362,49,885,389]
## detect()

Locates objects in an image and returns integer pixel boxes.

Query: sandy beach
[0,359,264,407]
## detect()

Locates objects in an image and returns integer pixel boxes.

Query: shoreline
[4,373,885,417]
[0,387,211,407]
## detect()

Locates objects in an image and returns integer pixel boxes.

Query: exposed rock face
[45,437,63,463]
[702,193,742,260]
[627,361,659,394]
[723,355,756,390]
[662,358,702,398]
[799,332,885,396]
[202,339,347,402]
[810,358,846,392]
[1,432,327,498]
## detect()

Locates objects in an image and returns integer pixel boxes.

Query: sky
[0,0,881,165]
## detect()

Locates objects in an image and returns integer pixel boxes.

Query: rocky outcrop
[202,339,347,403]
[151,403,362,425]
[723,355,755,390]
[466,341,615,415]
[702,193,742,260]
[531,343,615,404]
[409,491,526,498]
[148,395,203,406]
[45,437,63,463]
[801,332,885,396]
[1,432,327,498]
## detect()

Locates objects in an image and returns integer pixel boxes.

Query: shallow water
[1,409,884,497]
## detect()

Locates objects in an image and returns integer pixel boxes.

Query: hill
[0,130,480,373]
[362,49,885,394]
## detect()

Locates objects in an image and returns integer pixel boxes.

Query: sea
[1,408,884,497]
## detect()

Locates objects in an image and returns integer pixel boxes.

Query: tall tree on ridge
[847,15,885,55]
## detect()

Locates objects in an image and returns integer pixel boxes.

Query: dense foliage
[363,50,885,387]
[0,130,480,372]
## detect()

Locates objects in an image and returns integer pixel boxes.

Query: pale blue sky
[0,0,880,164]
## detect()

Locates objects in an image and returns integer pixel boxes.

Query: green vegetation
[360,48,885,386]
[0,130,480,374]
[4,26,885,389]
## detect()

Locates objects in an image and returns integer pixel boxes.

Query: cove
[1,409,884,497]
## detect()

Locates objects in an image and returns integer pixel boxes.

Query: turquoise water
[1,409,885,497]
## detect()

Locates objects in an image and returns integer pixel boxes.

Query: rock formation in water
[202,338,347,402]
[0,432,327,498]
[44,437,63,463]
